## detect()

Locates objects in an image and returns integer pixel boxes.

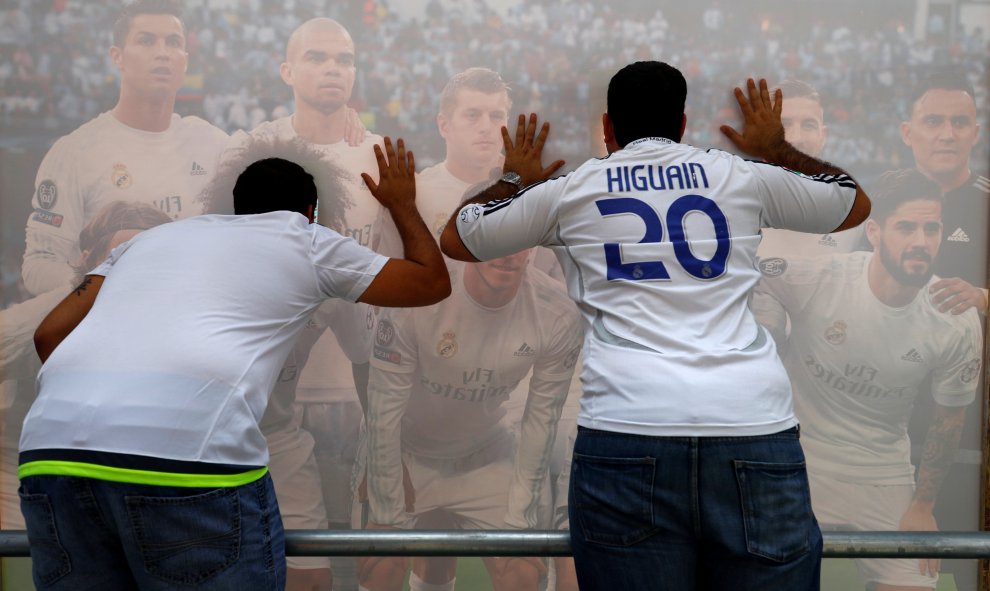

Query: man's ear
[865,218,881,250]
[109,45,123,69]
[279,62,292,86]
[437,112,449,141]
[603,113,619,154]
[679,114,687,142]
[306,203,316,223]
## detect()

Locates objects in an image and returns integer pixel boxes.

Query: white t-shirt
[753,251,982,484]
[455,137,858,436]
[20,212,387,469]
[22,111,228,295]
[367,266,582,527]
[234,116,387,404]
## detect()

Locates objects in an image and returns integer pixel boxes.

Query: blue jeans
[568,426,821,591]
[19,473,286,590]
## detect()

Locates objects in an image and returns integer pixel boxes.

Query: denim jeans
[568,426,821,591]
[19,472,286,590]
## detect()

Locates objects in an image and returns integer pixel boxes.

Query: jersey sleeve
[932,309,983,407]
[366,307,418,526]
[310,226,388,302]
[22,138,86,295]
[454,176,566,261]
[751,162,857,234]
[505,304,583,528]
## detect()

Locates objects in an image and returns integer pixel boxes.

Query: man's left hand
[502,113,565,186]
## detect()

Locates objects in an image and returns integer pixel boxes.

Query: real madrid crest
[111,163,133,189]
[437,330,457,358]
[824,321,847,345]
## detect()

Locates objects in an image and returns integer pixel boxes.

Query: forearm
[913,405,967,507]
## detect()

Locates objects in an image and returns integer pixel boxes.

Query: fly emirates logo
[803,356,910,400]
[419,367,516,403]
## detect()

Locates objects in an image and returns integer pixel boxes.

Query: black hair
[233,158,318,218]
[607,61,687,146]
[112,0,184,47]
[869,169,943,224]
[908,68,975,111]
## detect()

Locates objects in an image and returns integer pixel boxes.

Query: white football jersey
[22,112,228,295]
[366,266,582,527]
[456,137,858,436]
[754,252,982,484]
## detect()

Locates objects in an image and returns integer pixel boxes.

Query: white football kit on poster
[22,112,228,295]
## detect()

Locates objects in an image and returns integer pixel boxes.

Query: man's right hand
[362,136,416,212]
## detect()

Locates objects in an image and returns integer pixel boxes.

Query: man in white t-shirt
[361,251,582,591]
[440,62,871,590]
[20,0,228,297]
[208,18,386,589]
[20,141,449,590]
[753,169,982,590]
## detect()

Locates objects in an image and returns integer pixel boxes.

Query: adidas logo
[901,348,924,363]
[975,176,989,194]
[513,342,536,357]
[818,234,838,247]
[190,162,207,176]
[947,228,970,242]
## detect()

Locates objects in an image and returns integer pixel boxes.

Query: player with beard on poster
[753,169,982,591]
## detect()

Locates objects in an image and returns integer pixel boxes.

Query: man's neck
[444,156,499,185]
[867,255,922,308]
[291,103,347,144]
[463,272,520,309]
[111,91,175,132]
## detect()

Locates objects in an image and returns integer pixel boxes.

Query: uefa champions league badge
[36,180,58,210]
[759,257,787,277]
[111,163,133,189]
[960,358,981,383]
[376,319,395,347]
[437,330,458,358]
[824,321,847,346]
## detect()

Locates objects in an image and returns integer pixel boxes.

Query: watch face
[502,172,522,186]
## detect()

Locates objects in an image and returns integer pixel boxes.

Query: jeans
[19,472,286,590]
[568,426,821,591]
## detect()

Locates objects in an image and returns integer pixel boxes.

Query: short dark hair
[439,67,511,118]
[774,79,821,104]
[869,169,943,224]
[909,68,975,112]
[607,61,687,146]
[233,158,318,218]
[112,0,184,47]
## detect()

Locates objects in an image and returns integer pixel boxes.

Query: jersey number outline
[595,195,730,281]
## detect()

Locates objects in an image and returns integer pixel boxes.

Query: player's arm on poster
[440,113,565,262]
[901,402,967,577]
[34,274,105,362]
[358,137,451,306]
[720,78,871,232]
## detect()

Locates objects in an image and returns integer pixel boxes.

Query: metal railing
[2,530,990,559]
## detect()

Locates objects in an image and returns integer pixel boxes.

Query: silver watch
[500,171,523,188]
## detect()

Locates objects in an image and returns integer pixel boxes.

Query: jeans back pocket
[733,460,816,562]
[18,491,72,586]
[125,487,241,586]
[571,453,657,546]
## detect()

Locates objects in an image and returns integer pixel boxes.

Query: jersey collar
[626,137,676,148]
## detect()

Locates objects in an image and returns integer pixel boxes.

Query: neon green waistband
[18,460,268,488]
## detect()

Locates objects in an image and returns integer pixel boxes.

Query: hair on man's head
[607,61,687,146]
[909,68,976,110]
[112,0,184,47]
[773,79,821,104]
[77,200,172,272]
[869,169,943,224]
[439,67,511,118]
[200,134,352,231]
[233,158,318,218]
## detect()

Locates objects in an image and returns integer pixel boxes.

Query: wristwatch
[500,171,523,188]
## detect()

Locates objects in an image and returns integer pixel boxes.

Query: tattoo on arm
[914,405,967,504]
[73,276,93,297]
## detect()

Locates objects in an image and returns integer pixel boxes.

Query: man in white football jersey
[207,17,387,590]
[20,0,228,296]
[361,252,583,591]
[440,62,870,590]
[753,169,982,591]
